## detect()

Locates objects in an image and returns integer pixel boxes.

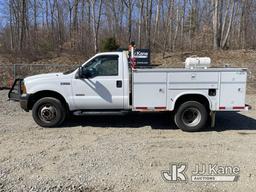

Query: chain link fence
[0,64,79,89]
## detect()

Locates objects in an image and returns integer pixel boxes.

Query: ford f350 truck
[8,51,250,132]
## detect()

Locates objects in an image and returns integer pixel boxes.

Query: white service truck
[8,51,250,132]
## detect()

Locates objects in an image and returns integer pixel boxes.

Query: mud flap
[210,111,216,128]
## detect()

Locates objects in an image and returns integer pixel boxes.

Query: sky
[0,1,8,28]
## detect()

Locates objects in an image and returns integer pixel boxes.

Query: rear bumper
[245,104,252,111]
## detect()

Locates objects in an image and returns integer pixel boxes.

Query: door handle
[191,73,196,79]
[116,80,122,88]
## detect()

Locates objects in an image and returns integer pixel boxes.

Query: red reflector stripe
[155,106,166,109]
[233,106,245,109]
[136,107,148,110]
[219,106,245,110]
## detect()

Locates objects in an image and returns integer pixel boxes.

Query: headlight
[21,81,27,94]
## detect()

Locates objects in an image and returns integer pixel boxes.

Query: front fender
[25,79,74,110]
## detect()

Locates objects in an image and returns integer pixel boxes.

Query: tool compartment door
[219,71,247,109]
[168,71,219,89]
[132,72,167,109]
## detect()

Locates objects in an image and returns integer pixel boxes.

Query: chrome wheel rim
[38,104,57,123]
[182,107,201,127]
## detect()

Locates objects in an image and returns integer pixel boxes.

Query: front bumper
[8,79,23,101]
[20,94,30,112]
[8,79,30,112]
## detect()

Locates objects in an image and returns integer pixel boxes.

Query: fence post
[13,64,16,80]
[0,65,2,88]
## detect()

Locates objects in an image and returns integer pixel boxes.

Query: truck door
[72,54,124,109]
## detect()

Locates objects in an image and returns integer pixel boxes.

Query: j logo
[161,163,188,182]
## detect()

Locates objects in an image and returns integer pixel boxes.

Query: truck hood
[24,73,63,82]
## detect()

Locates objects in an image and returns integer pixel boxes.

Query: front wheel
[174,101,208,132]
[32,97,66,127]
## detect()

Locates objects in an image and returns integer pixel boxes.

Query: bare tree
[221,0,235,49]
[19,0,27,50]
[138,0,144,48]
[90,0,103,53]
[173,0,181,51]
[189,0,198,50]
[152,0,162,47]
[146,0,153,49]
[163,0,174,56]
[123,0,133,43]
[8,0,14,50]
[66,0,74,39]
[72,0,80,32]
[2,0,256,56]
[180,0,186,50]
[213,0,220,49]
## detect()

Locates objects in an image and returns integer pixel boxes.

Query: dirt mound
[30,52,86,65]
[152,49,256,68]
[1,49,256,67]
[0,52,86,65]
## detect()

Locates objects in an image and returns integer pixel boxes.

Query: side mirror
[78,67,83,78]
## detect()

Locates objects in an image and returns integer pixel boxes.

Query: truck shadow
[61,112,256,132]
[212,112,256,132]
[62,112,174,129]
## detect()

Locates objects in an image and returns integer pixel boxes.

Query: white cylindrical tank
[185,57,211,69]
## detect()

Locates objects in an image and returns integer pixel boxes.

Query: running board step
[73,111,129,116]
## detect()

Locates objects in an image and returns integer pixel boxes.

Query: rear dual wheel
[174,101,208,132]
[32,97,66,127]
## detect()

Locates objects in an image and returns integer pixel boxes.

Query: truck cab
[9,51,131,127]
[71,52,130,110]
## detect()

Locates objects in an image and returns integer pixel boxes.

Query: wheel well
[174,94,210,111]
[28,90,69,111]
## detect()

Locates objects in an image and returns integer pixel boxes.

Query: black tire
[174,101,208,132]
[32,97,66,127]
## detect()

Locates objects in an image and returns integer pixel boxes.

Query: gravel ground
[1,90,256,192]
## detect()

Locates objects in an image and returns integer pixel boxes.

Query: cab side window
[86,55,119,76]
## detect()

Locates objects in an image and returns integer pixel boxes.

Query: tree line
[0,0,256,58]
